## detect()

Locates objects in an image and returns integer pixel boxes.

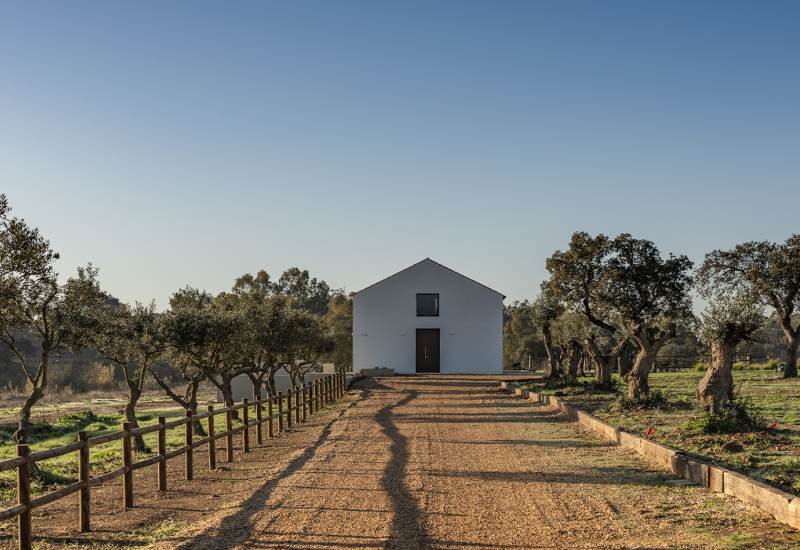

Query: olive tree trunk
[15,385,45,445]
[211,374,240,420]
[697,342,735,414]
[152,374,206,436]
[627,326,675,400]
[781,331,799,378]
[124,382,150,452]
[542,323,560,379]
[566,340,582,378]
[584,336,627,391]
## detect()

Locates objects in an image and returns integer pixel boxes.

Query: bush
[764,359,780,371]
[612,388,670,411]
[691,395,767,434]
[55,410,101,429]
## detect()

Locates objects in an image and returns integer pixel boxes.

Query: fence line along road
[0,372,347,550]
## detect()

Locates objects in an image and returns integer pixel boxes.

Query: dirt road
[153,376,800,549]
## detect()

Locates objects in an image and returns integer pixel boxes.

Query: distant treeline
[505,308,793,370]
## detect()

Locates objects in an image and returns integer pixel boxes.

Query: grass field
[519,368,800,494]
[0,396,289,504]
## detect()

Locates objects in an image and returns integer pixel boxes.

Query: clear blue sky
[2,1,798,307]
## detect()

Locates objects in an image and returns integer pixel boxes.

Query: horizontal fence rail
[0,372,347,550]
[651,354,777,372]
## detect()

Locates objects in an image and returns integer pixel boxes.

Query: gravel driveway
[153,375,800,549]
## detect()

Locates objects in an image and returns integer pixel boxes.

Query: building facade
[352,258,504,374]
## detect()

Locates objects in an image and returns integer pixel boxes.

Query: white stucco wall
[352,259,504,374]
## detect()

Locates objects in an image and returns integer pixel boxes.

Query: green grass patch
[0,396,272,502]
[558,369,800,494]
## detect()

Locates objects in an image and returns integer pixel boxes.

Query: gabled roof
[352,258,506,299]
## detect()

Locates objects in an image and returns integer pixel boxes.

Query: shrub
[612,388,670,411]
[691,394,767,434]
[764,359,780,371]
[55,410,101,429]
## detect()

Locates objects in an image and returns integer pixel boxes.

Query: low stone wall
[500,381,800,530]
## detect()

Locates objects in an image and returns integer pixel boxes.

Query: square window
[417,293,439,316]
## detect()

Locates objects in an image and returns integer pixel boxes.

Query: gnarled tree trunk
[15,385,45,444]
[566,340,582,378]
[782,333,798,378]
[627,326,675,400]
[542,322,560,379]
[697,341,735,414]
[124,382,149,453]
[584,336,627,391]
[211,374,240,420]
[152,374,206,436]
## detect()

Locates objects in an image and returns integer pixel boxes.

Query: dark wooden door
[416,329,440,373]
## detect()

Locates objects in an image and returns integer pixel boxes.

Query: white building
[352,258,505,374]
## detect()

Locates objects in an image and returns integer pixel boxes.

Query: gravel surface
[150,375,800,550]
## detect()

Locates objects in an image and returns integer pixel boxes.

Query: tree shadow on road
[374,383,426,549]
[165,393,362,550]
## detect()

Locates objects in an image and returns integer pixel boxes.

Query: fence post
[207,406,216,470]
[295,387,301,424]
[225,402,234,462]
[78,431,90,532]
[157,417,167,491]
[242,399,250,453]
[122,422,133,509]
[315,379,320,410]
[286,389,293,430]
[277,392,284,433]
[268,395,274,438]
[17,444,31,550]
[255,394,263,445]
[185,410,193,481]
[302,384,308,422]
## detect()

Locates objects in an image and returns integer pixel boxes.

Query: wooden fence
[0,372,347,550]
[652,354,775,372]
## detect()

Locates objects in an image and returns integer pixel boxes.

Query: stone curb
[499,381,800,530]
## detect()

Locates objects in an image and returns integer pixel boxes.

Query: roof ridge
[352,258,505,299]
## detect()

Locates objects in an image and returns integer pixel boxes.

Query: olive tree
[281,309,334,386]
[91,300,164,452]
[0,196,103,443]
[544,232,629,389]
[600,234,693,399]
[324,293,353,372]
[698,236,800,378]
[695,291,764,413]
[503,301,544,371]
[549,311,591,379]
[531,290,564,379]
[229,272,288,399]
[164,287,240,416]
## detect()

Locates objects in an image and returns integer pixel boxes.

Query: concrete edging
[499,381,800,530]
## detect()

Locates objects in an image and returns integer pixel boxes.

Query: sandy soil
[142,375,800,550]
